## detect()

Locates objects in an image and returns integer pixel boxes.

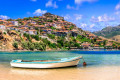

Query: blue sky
[0,0,120,32]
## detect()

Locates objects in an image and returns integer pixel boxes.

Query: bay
[0,50,120,80]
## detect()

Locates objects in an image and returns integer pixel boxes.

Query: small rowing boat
[10,56,84,68]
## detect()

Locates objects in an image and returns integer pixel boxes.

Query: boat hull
[10,59,80,69]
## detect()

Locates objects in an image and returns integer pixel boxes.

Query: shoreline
[0,48,119,52]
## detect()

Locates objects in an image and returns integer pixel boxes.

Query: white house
[28,30,37,35]
[31,21,36,25]
[11,21,19,26]
[0,25,6,30]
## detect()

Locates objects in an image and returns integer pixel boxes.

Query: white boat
[10,56,83,68]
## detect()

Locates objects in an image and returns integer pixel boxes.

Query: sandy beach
[0,64,120,80]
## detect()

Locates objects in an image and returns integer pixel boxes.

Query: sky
[0,0,120,32]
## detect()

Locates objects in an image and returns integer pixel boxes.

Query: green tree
[103,40,107,46]
[22,42,29,50]
[31,35,40,41]
[28,42,35,50]
[50,26,56,30]
[49,43,57,48]
[69,25,74,30]
[47,34,55,39]
[23,33,31,42]
[34,42,46,50]
[74,43,80,48]
[54,18,58,21]
[13,42,18,49]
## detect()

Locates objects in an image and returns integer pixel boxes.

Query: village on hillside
[0,13,120,51]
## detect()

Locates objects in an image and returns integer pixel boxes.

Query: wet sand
[0,64,120,80]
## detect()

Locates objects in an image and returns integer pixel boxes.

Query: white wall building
[11,21,19,26]
[0,25,6,30]
[28,30,37,35]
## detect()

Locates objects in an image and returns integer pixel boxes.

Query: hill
[111,35,120,43]
[93,26,120,38]
[0,12,120,51]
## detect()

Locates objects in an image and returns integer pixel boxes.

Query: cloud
[90,14,115,22]
[74,14,83,20]
[115,3,120,10]
[75,0,98,4]
[80,23,87,28]
[67,5,75,9]
[64,14,71,20]
[66,0,98,10]
[90,24,95,28]
[66,5,79,10]
[115,11,120,15]
[90,16,98,22]
[33,9,47,15]
[46,0,58,9]
[31,0,37,2]
[0,15,10,20]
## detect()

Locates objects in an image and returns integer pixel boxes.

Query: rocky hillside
[111,35,120,43]
[93,26,120,38]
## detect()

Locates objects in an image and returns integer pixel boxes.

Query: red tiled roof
[28,30,37,31]
[56,30,68,32]
[34,25,45,28]
[94,44,99,47]
[97,40,103,42]
[89,34,96,37]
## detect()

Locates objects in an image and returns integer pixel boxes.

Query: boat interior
[22,59,61,62]
[20,57,80,62]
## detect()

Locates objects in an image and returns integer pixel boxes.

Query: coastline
[0,48,119,52]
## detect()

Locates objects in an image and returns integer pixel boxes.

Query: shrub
[22,42,29,50]
[57,40,64,47]
[103,40,107,46]
[49,43,57,48]
[47,20,53,22]
[64,41,69,47]
[23,18,29,20]
[57,43,62,48]
[29,43,35,50]
[47,34,55,39]
[54,18,58,21]
[33,42,46,50]
[13,42,18,49]
[50,26,56,30]
[3,32,6,35]
[31,35,40,41]
[42,38,51,45]
[23,33,31,42]
[69,25,75,30]
[35,27,39,30]
[74,43,80,48]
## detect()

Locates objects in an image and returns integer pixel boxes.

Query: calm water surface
[0,51,120,80]
[0,50,120,67]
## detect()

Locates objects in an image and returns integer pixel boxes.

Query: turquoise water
[0,50,120,67]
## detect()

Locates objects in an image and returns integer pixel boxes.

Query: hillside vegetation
[0,13,120,51]
[93,26,120,38]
